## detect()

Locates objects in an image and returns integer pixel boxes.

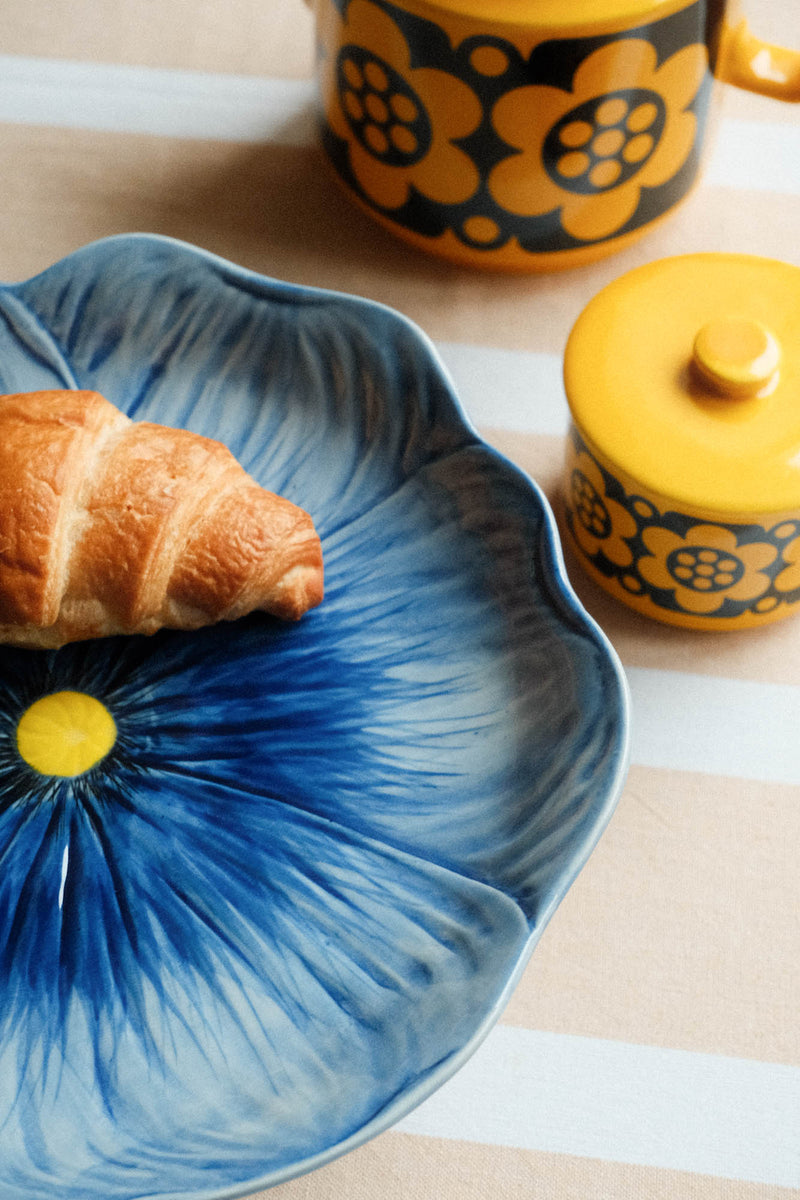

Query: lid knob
[692,316,781,399]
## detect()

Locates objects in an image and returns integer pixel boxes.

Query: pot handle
[298,0,798,102]
[718,17,800,101]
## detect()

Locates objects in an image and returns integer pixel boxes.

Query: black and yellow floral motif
[637,524,775,616]
[543,89,667,196]
[317,0,716,264]
[566,442,637,568]
[489,39,707,242]
[774,535,800,594]
[319,0,482,211]
[571,468,612,539]
[563,427,800,627]
[336,47,433,167]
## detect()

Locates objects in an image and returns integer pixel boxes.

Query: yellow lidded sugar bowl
[562,252,800,629]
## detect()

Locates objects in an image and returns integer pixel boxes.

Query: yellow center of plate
[17,691,117,777]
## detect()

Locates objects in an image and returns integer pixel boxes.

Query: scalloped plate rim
[2,233,631,1200]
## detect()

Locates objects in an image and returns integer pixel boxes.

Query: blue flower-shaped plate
[0,235,629,1200]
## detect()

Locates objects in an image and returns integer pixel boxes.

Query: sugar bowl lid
[563,253,800,518]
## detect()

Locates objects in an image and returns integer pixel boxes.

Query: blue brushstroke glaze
[0,235,628,1200]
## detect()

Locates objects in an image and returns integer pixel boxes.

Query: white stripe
[0,54,318,143]
[397,1025,800,1187]
[627,668,800,785]
[435,343,569,436]
[707,118,800,195]
[0,55,797,198]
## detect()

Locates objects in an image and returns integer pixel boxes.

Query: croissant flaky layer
[0,390,324,648]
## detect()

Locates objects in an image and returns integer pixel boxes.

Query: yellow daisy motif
[567,446,637,567]
[638,524,776,615]
[774,536,800,593]
[489,39,707,242]
[317,0,482,211]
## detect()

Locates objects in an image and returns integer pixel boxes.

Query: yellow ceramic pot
[308,0,799,271]
[562,253,800,630]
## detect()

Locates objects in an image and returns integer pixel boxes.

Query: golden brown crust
[168,484,324,621]
[0,389,324,647]
[67,421,237,628]
[0,390,123,626]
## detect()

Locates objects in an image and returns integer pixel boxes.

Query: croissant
[0,389,323,649]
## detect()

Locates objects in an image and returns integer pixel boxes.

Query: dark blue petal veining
[0,235,629,1200]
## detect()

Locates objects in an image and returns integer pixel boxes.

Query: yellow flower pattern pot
[310,0,800,271]
[562,253,800,630]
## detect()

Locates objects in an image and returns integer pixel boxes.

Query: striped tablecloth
[5,2,798,1196]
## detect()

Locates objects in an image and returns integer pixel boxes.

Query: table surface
[5,2,799,1197]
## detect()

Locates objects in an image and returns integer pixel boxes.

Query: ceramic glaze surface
[315,0,716,269]
[562,252,800,629]
[314,0,800,270]
[563,254,800,516]
[0,235,628,1200]
[564,425,800,629]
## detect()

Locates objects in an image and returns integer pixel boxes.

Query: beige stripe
[0,131,372,288]
[1,2,316,78]
[252,1130,800,1200]
[2,128,798,351]
[404,178,800,356]
[502,765,800,1067]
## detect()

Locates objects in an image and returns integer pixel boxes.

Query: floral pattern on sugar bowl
[567,444,638,569]
[563,429,800,630]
